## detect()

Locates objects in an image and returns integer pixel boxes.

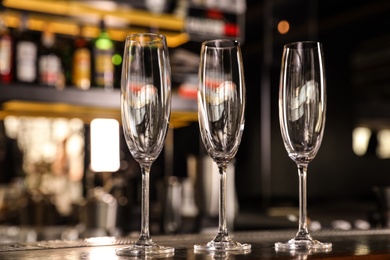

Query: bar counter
[1,229,390,259]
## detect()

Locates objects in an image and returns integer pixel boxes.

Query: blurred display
[4,116,85,216]
[185,0,246,42]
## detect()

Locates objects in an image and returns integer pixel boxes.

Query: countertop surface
[1,229,390,259]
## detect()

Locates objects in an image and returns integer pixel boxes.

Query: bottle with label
[93,19,114,90]
[72,26,91,90]
[38,24,63,89]
[14,13,38,84]
[0,15,13,84]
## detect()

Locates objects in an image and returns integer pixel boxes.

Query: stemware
[195,39,251,252]
[116,33,174,256]
[275,41,331,251]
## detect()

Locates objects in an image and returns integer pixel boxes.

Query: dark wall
[235,0,390,210]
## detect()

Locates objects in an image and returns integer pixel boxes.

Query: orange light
[277,20,290,34]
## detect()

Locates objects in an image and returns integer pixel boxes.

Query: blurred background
[0,0,389,242]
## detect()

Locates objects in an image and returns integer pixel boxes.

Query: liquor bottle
[0,15,13,84]
[38,24,63,89]
[58,35,73,87]
[72,26,91,90]
[14,13,38,84]
[111,41,123,89]
[93,19,114,90]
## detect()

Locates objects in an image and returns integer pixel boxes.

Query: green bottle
[93,19,114,90]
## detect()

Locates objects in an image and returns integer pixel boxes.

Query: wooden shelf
[0,84,198,127]
[1,0,189,47]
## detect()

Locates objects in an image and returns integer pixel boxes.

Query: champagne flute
[116,33,174,256]
[195,39,250,252]
[275,41,331,251]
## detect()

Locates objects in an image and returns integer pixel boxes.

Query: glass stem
[217,164,229,238]
[137,164,152,245]
[296,163,310,238]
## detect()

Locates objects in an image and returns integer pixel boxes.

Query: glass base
[115,244,175,256]
[194,236,251,252]
[275,238,332,252]
[195,248,251,258]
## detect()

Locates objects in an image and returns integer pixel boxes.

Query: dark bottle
[0,15,13,84]
[14,13,38,84]
[72,26,91,90]
[93,19,114,90]
[112,41,123,89]
[58,35,73,87]
[38,24,63,89]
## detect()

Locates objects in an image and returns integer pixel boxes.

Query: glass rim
[202,39,240,49]
[125,33,166,43]
[284,41,322,50]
